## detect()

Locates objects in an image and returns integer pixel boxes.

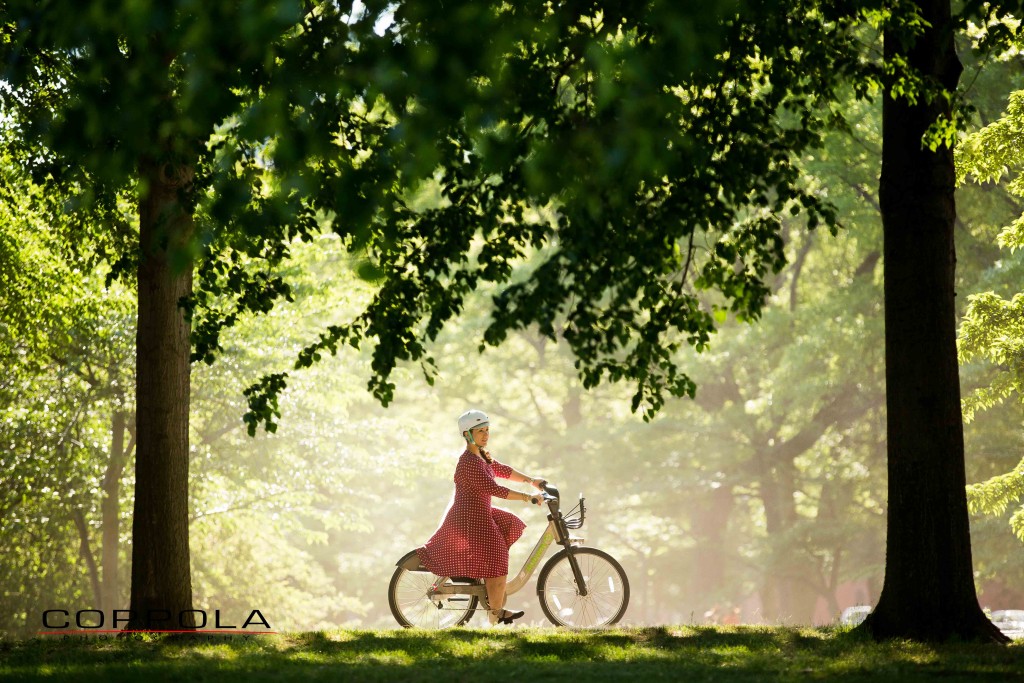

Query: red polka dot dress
[416,450,527,578]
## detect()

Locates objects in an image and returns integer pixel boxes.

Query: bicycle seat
[449,576,482,584]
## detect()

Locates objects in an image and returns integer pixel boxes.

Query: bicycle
[388,483,629,628]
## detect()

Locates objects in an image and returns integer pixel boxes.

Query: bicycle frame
[406,515,584,607]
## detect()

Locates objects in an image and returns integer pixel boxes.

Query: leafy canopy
[237,0,893,432]
[3,1,938,434]
[958,85,1024,542]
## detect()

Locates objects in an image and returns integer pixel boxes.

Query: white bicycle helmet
[458,409,489,440]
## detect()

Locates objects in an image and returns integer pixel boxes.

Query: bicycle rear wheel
[537,547,629,627]
[388,564,479,629]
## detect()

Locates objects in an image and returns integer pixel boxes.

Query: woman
[416,409,544,625]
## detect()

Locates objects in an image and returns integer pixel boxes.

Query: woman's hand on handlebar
[530,477,547,490]
[527,493,543,506]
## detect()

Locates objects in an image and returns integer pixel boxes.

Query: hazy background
[3,42,1024,640]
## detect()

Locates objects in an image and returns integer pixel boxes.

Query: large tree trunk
[125,158,196,631]
[865,0,1007,643]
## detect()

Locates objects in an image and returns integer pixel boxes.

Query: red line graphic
[36,630,278,635]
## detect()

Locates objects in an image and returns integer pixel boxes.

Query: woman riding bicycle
[415,410,544,625]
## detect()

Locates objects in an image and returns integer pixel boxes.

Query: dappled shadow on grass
[274,625,840,667]
[1,627,1022,682]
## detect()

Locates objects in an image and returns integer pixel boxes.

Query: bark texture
[865,0,1008,643]
[125,158,196,631]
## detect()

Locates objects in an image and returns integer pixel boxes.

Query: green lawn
[1,627,1022,682]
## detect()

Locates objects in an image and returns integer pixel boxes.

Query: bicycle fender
[395,549,427,571]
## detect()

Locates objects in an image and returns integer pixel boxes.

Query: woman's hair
[464,428,493,463]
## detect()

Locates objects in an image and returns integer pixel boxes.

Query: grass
[0,626,1022,682]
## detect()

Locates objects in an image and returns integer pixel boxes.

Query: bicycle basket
[563,497,586,530]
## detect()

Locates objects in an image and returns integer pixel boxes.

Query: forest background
[3,4,1024,638]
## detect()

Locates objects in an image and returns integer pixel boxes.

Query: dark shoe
[500,609,525,624]
[489,608,525,625]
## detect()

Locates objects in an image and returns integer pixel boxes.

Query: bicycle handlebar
[537,480,558,498]
[531,482,586,527]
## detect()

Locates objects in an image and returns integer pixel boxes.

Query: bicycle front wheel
[388,564,479,629]
[537,547,629,627]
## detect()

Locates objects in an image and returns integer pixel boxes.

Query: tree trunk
[865,0,1008,643]
[689,486,734,616]
[815,475,847,622]
[125,157,196,631]
[757,447,818,622]
[72,507,102,609]
[101,409,133,613]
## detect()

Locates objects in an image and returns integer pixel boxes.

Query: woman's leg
[484,575,507,612]
[484,575,524,624]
